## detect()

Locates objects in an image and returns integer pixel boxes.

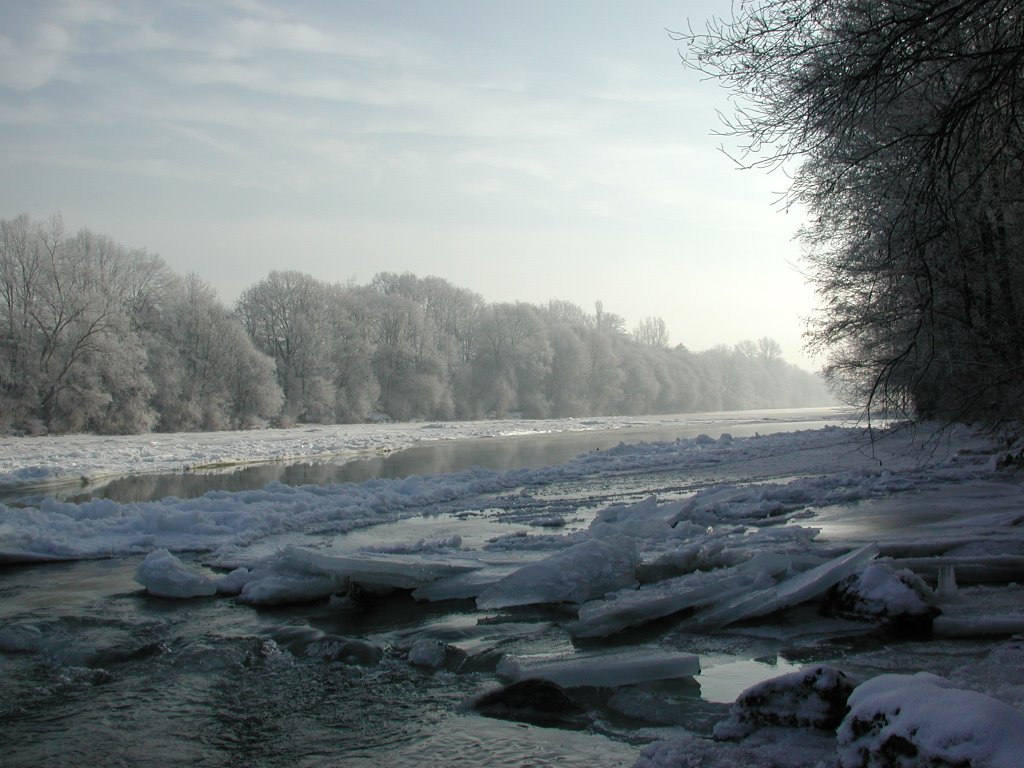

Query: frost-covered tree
[632,316,669,347]
[151,274,281,431]
[235,271,333,423]
[682,0,1024,422]
[0,214,158,432]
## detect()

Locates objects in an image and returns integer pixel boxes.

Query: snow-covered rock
[836,672,1024,768]
[134,548,217,598]
[713,664,856,739]
[820,561,937,627]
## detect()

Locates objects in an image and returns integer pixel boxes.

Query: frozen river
[2,409,1023,767]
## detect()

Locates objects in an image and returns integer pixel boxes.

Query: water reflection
[4,408,853,506]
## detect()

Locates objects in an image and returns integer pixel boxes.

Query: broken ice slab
[889,555,1024,585]
[412,564,519,602]
[497,648,700,689]
[475,534,639,610]
[570,552,791,638]
[267,545,482,591]
[235,545,485,604]
[685,543,880,630]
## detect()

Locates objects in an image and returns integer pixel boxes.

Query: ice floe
[497,648,701,688]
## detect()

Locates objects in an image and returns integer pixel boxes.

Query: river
[1,408,855,767]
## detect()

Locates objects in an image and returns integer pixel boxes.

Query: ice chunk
[589,495,690,540]
[236,545,482,605]
[406,638,467,671]
[214,566,253,595]
[239,571,345,606]
[571,552,790,638]
[936,564,958,600]
[276,546,481,591]
[411,564,518,602]
[135,548,217,599]
[890,555,1024,584]
[687,543,880,629]
[476,534,638,610]
[836,672,1024,768]
[497,648,700,689]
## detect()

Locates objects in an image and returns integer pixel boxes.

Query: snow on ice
[4,416,1024,766]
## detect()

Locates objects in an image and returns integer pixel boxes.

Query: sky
[0,0,820,368]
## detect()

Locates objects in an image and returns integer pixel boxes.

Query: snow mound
[134,548,217,598]
[836,672,1024,768]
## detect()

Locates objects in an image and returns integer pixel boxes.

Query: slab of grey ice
[497,648,701,688]
[476,534,639,610]
[411,565,519,601]
[235,545,484,605]
[571,552,791,638]
[685,543,880,629]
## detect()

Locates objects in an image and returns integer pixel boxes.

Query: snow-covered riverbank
[0,408,844,491]
[2,416,1023,767]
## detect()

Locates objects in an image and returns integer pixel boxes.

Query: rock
[467,678,589,729]
[713,664,856,739]
[820,561,938,634]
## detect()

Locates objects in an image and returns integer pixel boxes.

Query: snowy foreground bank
[3,419,1024,766]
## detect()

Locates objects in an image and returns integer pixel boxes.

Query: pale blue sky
[0,1,818,367]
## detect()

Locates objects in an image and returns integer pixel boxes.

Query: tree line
[1,213,831,434]
[682,0,1024,423]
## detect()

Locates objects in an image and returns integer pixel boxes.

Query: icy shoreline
[0,408,844,492]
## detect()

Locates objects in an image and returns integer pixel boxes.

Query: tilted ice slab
[235,545,483,605]
[685,543,880,629]
[571,552,792,638]
[497,648,701,688]
[476,534,639,610]
[411,564,520,602]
